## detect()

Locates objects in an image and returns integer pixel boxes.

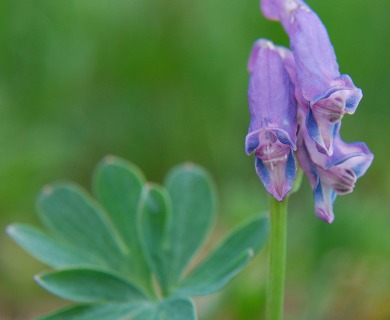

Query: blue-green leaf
[131,297,196,320]
[40,298,196,320]
[6,224,99,268]
[92,156,152,295]
[158,297,196,320]
[38,303,147,320]
[165,164,216,285]
[138,184,172,295]
[93,156,145,252]
[139,165,217,294]
[36,269,147,303]
[177,216,269,295]
[37,184,127,272]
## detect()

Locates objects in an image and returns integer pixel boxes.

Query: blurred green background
[0,0,389,319]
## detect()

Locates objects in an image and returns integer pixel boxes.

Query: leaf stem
[266,196,288,320]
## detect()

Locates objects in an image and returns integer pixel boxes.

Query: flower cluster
[246,0,373,223]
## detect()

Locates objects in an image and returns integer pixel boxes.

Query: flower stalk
[266,196,288,320]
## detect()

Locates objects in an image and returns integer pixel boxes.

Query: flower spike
[246,39,298,201]
[260,0,362,155]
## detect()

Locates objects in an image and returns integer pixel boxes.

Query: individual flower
[246,39,298,201]
[260,0,362,156]
[296,112,373,223]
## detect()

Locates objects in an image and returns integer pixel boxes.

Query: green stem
[266,196,288,320]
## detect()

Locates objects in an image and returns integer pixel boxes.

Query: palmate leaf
[8,157,154,296]
[7,156,269,320]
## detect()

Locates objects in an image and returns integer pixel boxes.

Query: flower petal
[313,181,335,224]
[261,0,362,156]
[255,148,296,201]
[246,39,298,200]
[296,114,373,222]
[247,39,298,144]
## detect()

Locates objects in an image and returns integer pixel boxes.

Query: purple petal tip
[315,208,334,224]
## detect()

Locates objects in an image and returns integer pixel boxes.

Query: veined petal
[276,45,308,111]
[261,0,363,155]
[247,39,298,143]
[325,135,373,177]
[262,0,340,95]
[248,39,275,73]
[300,115,373,172]
[255,147,296,201]
[277,43,349,156]
[312,75,363,116]
[297,118,374,223]
[261,0,304,21]
[283,4,340,98]
[277,44,340,155]
[245,127,297,156]
[246,39,298,201]
[306,108,340,156]
[313,181,336,224]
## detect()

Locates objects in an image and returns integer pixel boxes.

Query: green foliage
[7,156,269,319]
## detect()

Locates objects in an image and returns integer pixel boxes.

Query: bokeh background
[0,0,389,319]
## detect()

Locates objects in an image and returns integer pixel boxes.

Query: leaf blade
[93,156,145,251]
[158,297,196,320]
[38,303,147,320]
[6,224,99,268]
[37,184,127,272]
[36,269,147,303]
[165,164,216,285]
[131,297,197,320]
[178,216,269,296]
[138,184,172,295]
[92,156,152,295]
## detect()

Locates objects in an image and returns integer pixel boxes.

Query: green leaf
[36,269,147,303]
[131,298,196,320]
[37,184,127,272]
[39,298,196,320]
[38,303,147,320]
[93,156,145,252]
[139,165,217,294]
[138,184,172,295]
[177,251,252,296]
[6,224,99,268]
[177,216,269,296]
[158,297,196,320]
[92,156,152,295]
[165,164,216,285]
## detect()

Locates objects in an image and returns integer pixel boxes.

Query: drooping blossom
[246,0,373,221]
[246,39,298,201]
[296,112,373,223]
[260,0,362,156]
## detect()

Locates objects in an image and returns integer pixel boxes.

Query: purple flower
[246,39,298,201]
[296,112,373,223]
[260,0,362,156]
